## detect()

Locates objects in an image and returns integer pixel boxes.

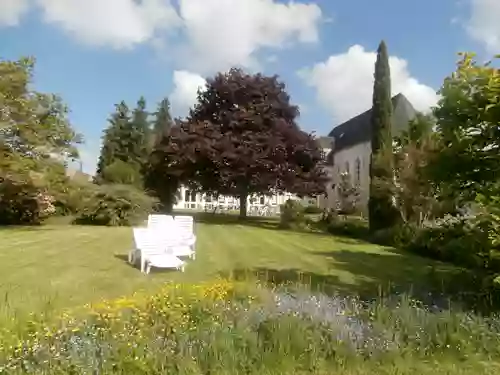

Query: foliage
[390,113,441,226]
[369,41,398,231]
[337,171,360,215]
[0,57,81,225]
[1,280,499,374]
[95,98,150,185]
[303,204,323,214]
[101,159,142,186]
[73,184,157,226]
[431,52,500,202]
[151,97,173,146]
[0,179,54,225]
[156,68,327,218]
[279,199,306,229]
[143,98,179,213]
[0,57,81,161]
[326,216,370,240]
[52,179,99,216]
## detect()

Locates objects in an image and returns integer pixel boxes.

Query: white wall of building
[321,141,371,214]
[173,185,299,211]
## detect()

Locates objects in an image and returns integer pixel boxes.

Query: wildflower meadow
[1,278,499,375]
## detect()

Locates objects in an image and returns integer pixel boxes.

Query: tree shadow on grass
[190,212,280,231]
[224,248,488,311]
[189,212,330,237]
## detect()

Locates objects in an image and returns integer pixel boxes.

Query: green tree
[368,41,398,232]
[391,114,439,225]
[143,98,178,213]
[152,98,173,146]
[0,57,81,224]
[431,52,500,203]
[130,96,151,167]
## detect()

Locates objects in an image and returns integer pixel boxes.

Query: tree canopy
[150,68,327,217]
[431,52,500,202]
[95,98,151,186]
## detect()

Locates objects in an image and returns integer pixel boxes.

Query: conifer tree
[152,98,173,146]
[368,41,397,231]
[95,101,131,182]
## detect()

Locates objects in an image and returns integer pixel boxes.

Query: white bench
[129,227,186,274]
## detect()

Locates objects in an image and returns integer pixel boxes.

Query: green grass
[0,215,457,318]
[0,215,498,374]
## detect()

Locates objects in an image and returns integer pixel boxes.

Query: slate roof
[327,93,417,153]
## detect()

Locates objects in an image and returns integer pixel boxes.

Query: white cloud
[170,70,206,115]
[176,0,322,72]
[466,0,500,54]
[10,0,322,71]
[300,45,438,123]
[37,0,181,49]
[0,0,30,26]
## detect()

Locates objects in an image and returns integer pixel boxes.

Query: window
[260,196,265,205]
[184,189,190,202]
[355,157,361,186]
[205,194,212,202]
[190,191,197,202]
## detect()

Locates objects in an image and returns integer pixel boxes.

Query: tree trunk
[239,194,247,219]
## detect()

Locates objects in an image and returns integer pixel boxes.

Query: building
[322,93,417,214]
[173,136,335,213]
[173,186,298,212]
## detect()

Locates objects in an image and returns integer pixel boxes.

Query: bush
[303,204,323,214]
[0,179,55,225]
[326,216,370,240]
[404,215,492,269]
[99,160,143,186]
[279,199,305,229]
[73,184,158,226]
[52,180,96,216]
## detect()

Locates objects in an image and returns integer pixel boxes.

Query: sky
[0,0,499,174]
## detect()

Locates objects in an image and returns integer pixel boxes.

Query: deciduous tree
[0,57,81,224]
[431,52,500,203]
[152,68,327,218]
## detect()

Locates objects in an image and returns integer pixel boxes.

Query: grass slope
[0,216,456,318]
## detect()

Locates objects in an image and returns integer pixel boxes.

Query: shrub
[52,180,96,216]
[279,199,305,229]
[303,204,323,214]
[73,184,158,226]
[0,179,55,225]
[99,160,143,186]
[326,216,370,240]
[404,215,491,269]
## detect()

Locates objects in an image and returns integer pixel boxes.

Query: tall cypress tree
[368,40,397,231]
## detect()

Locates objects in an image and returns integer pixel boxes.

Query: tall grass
[0,279,499,374]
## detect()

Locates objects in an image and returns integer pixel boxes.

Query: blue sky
[0,0,498,174]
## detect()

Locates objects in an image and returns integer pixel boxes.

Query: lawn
[0,214,456,318]
[0,216,498,374]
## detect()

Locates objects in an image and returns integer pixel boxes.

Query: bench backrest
[133,227,174,256]
[148,214,174,228]
[174,215,194,236]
